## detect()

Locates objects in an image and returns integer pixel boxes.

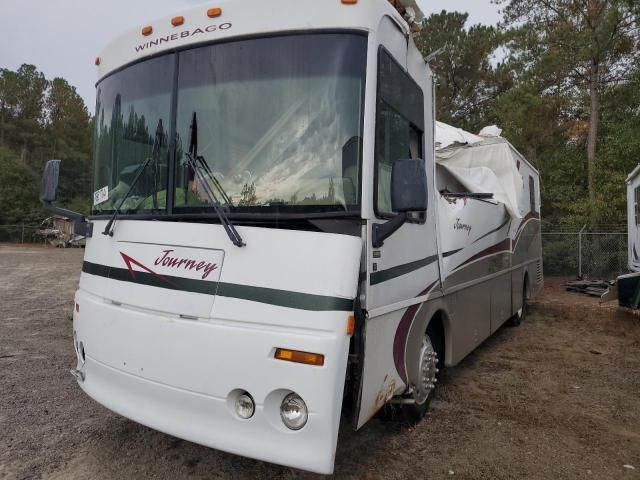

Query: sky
[0,0,501,111]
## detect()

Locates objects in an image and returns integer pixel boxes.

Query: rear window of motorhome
[635,186,640,225]
[529,176,536,213]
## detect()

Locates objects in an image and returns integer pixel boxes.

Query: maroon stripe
[453,238,512,271]
[513,212,540,248]
[392,281,439,384]
[515,211,540,235]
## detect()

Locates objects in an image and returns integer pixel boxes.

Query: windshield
[92,54,173,213]
[91,33,366,216]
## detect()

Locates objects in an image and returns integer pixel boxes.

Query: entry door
[354,36,440,429]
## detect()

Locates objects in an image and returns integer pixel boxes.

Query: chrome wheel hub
[413,334,438,405]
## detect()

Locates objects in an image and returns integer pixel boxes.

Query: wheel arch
[404,302,452,388]
[426,309,447,366]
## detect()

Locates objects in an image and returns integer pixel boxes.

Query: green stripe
[216,283,353,312]
[83,261,217,296]
[370,254,438,286]
[82,261,353,312]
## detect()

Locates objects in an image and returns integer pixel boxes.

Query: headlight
[235,392,255,419]
[280,392,308,430]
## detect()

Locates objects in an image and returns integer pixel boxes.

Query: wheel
[510,280,528,327]
[405,332,439,421]
[396,326,443,424]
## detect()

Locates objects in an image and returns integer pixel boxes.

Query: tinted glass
[376,105,410,213]
[635,186,640,225]
[375,48,424,215]
[377,48,424,130]
[529,175,536,213]
[174,34,367,213]
[92,54,173,214]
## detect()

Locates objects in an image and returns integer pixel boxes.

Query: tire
[510,279,528,327]
[396,324,443,424]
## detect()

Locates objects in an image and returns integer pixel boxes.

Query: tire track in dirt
[1,247,639,479]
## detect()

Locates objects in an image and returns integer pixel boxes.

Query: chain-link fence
[0,224,46,244]
[542,225,628,280]
[1,223,630,277]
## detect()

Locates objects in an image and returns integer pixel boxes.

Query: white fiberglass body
[626,165,640,272]
[66,0,543,474]
[75,220,359,473]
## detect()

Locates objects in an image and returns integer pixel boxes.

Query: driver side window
[375,47,424,217]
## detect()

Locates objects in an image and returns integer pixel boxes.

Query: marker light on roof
[141,26,153,36]
[207,7,222,17]
[171,16,184,26]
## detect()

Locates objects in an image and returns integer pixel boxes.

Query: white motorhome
[40,0,542,474]
[624,165,640,272]
[617,165,640,307]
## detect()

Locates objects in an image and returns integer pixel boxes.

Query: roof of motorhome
[626,164,640,183]
[435,121,539,175]
[95,0,418,80]
[435,121,539,219]
[435,121,484,149]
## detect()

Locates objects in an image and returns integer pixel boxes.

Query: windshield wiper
[185,112,245,247]
[102,119,164,236]
[102,157,151,236]
[150,119,166,210]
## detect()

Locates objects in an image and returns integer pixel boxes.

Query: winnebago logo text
[135,23,232,53]
[454,218,472,235]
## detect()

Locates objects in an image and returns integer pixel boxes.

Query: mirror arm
[41,201,93,237]
[372,212,407,248]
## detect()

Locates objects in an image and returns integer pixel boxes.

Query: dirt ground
[1,246,639,480]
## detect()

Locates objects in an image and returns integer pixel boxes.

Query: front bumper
[80,355,338,472]
[73,289,350,474]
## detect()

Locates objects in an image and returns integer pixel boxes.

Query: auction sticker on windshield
[93,186,109,206]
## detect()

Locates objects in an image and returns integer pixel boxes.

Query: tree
[591,69,640,224]
[416,11,510,132]
[496,0,640,210]
[45,77,93,211]
[0,65,93,223]
[0,70,18,148]
[0,147,41,224]
[239,182,257,206]
[0,65,48,163]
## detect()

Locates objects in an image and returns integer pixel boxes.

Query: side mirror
[39,159,93,237]
[373,158,427,248]
[40,159,61,203]
[391,158,428,212]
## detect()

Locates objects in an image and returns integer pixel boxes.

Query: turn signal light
[275,348,324,366]
[207,7,222,17]
[171,16,184,26]
[346,314,355,335]
[142,25,153,36]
